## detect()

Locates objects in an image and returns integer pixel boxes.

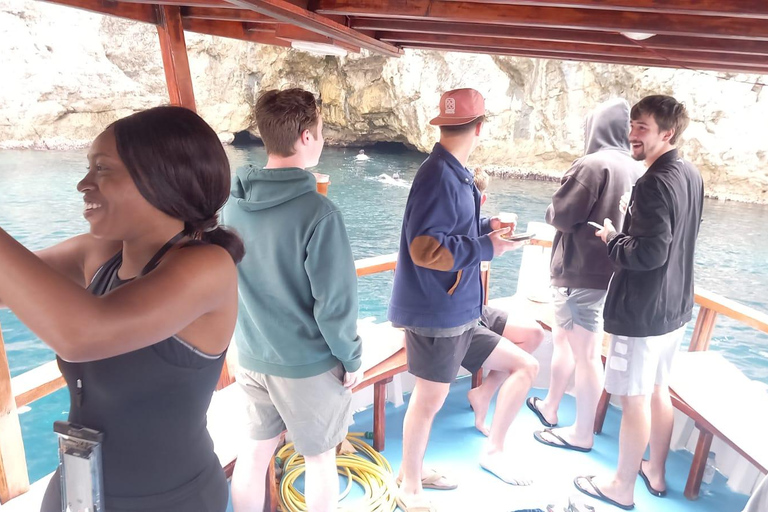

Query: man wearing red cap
[388,88,543,511]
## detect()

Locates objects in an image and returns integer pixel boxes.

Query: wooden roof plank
[401,43,768,74]
[119,0,234,7]
[385,33,768,68]
[315,0,768,41]
[40,0,158,24]
[182,17,291,45]
[182,6,275,22]
[224,0,403,56]
[437,0,768,19]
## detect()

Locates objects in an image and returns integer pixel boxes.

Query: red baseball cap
[429,88,486,126]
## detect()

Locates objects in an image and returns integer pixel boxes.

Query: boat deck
[336,376,749,512]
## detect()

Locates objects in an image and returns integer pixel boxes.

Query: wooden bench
[669,351,768,499]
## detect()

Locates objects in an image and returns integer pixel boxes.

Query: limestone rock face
[1,0,767,202]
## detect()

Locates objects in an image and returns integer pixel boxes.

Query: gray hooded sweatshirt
[222,166,362,378]
[546,98,645,290]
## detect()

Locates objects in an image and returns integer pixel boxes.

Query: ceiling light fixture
[621,32,657,41]
[290,41,348,57]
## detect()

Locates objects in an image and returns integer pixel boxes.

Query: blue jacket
[388,143,494,329]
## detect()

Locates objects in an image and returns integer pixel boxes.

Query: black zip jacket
[603,148,704,337]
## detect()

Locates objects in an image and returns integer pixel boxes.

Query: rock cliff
[1,0,766,202]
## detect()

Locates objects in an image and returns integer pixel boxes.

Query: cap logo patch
[445,98,456,114]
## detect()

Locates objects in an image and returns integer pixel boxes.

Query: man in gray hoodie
[528,99,644,453]
[223,88,363,512]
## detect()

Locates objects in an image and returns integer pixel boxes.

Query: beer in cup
[498,212,518,237]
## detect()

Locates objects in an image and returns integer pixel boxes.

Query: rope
[276,433,398,512]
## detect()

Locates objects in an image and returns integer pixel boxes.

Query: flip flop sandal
[573,475,634,511]
[638,460,667,497]
[396,492,437,512]
[396,468,458,490]
[526,397,557,428]
[534,428,592,453]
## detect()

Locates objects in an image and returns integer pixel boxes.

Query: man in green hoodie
[223,88,363,512]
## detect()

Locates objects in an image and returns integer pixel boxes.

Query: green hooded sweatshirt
[222,166,362,378]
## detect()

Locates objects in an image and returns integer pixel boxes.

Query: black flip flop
[526,396,557,428]
[534,428,592,453]
[639,460,667,497]
[574,475,634,511]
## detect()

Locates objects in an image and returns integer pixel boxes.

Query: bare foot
[640,459,667,494]
[467,387,491,436]
[396,489,437,512]
[479,451,532,486]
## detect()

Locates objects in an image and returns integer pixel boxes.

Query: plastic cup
[313,173,330,196]
[498,212,518,236]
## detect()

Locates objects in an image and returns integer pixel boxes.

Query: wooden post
[689,307,718,352]
[685,425,714,500]
[373,378,391,451]
[0,323,30,504]
[157,6,197,111]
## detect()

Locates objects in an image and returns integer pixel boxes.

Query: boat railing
[1,237,767,503]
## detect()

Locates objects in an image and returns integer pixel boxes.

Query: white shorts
[604,325,687,396]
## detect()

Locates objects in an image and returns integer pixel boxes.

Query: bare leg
[304,448,339,512]
[538,324,574,425]
[232,434,281,512]
[544,324,603,449]
[478,339,539,485]
[469,317,544,434]
[641,384,674,493]
[399,378,451,507]
[587,394,651,507]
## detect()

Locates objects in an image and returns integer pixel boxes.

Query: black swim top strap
[140,231,186,277]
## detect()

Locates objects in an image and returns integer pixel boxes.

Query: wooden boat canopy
[42,0,768,74]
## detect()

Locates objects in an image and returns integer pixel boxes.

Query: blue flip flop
[526,397,557,428]
[574,475,634,510]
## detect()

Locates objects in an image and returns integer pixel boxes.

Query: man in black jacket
[575,95,704,509]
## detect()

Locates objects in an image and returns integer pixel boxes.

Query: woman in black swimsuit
[0,106,243,511]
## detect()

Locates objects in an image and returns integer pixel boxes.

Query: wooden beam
[11,361,65,409]
[182,6,275,23]
[354,18,768,56]
[438,0,768,19]
[157,6,197,111]
[401,44,768,74]
[224,0,402,56]
[274,24,361,52]
[315,0,768,41]
[40,0,158,24]
[382,32,768,68]
[381,32,664,60]
[245,22,280,33]
[0,327,29,504]
[354,18,635,46]
[183,18,292,46]
[121,0,233,7]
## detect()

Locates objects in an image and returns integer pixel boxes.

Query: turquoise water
[1,145,767,483]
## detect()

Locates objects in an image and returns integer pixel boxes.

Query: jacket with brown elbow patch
[388,143,494,329]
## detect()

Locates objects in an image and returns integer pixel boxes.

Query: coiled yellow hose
[276,432,398,512]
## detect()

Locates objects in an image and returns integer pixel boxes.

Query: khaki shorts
[237,364,352,456]
[604,325,687,396]
[553,287,606,333]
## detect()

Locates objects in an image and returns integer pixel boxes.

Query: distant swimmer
[393,171,401,180]
[356,149,370,161]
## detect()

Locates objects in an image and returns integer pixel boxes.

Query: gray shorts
[237,364,352,456]
[604,325,687,396]
[404,306,507,384]
[553,286,606,333]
